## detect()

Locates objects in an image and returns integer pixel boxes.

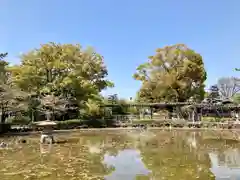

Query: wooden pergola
[101,102,193,122]
[101,102,240,122]
[102,102,191,108]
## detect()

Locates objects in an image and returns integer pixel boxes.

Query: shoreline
[3,127,240,136]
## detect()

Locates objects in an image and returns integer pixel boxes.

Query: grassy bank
[4,118,240,134]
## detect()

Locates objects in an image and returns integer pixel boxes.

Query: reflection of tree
[209,148,240,179]
[73,130,240,180]
[11,130,238,180]
[40,143,52,154]
[216,148,240,168]
[82,131,240,180]
[83,130,216,179]
[139,133,215,180]
[0,137,112,180]
[81,133,134,157]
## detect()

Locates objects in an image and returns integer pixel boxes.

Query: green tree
[207,85,220,102]
[85,99,104,118]
[9,42,113,100]
[0,53,9,84]
[0,84,28,123]
[104,95,137,115]
[133,44,207,102]
[233,93,240,104]
[27,94,41,122]
[204,91,209,98]
[0,53,28,123]
[40,94,68,120]
[9,43,114,120]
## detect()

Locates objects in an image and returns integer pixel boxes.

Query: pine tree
[208,85,220,103]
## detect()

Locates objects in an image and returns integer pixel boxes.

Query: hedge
[0,123,11,134]
[54,118,117,129]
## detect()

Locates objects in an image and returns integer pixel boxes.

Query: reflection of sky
[103,149,151,180]
[209,150,240,180]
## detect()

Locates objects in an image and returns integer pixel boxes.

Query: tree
[0,53,28,123]
[28,94,41,122]
[0,53,7,59]
[235,68,240,71]
[0,53,9,84]
[208,85,220,99]
[133,44,207,102]
[0,84,28,123]
[107,94,118,104]
[9,43,113,100]
[84,99,104,118]
[40,94,68,121]
[233,93,240,104]
[9,42,114,120]
[217,77,240,99]
[204,91,209,98]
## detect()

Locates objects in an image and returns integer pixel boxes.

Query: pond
[1,129,240,180]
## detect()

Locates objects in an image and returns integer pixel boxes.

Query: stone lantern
[34,119,56,144]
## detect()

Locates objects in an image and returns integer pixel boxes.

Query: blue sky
[1,0,239,99]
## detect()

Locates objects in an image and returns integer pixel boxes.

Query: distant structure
[101,100,240,122]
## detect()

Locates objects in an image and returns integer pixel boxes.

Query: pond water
[1,129,240,180]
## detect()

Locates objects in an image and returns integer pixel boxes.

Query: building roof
[101,102,192,107]
[101,102,240,110]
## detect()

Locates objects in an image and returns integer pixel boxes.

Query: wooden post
[168,107,173,120]
[191,107,199,122]
[192,110,195,123]
[188,112,191,121]
[176,106,180,119]
[150,107,153,119]
[198,114,202,122]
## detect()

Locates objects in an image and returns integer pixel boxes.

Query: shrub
[168,119,187,127]
[55,119,86,129]
[0,123,11,133]
[6,116,31,125]
[55,119,113,129]
[105,118,117,127]
[84,119,105,128]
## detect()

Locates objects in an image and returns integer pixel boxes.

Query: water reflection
[40,143,53,154]
[209,148,240,179]
[2,130,240,179]
[186,132,198,150]
[103,149,151,180]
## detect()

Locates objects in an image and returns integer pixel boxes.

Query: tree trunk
[31,110,34,122]
[1,112,6,123]
[52,109,55,121]
[150,107,153,119]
